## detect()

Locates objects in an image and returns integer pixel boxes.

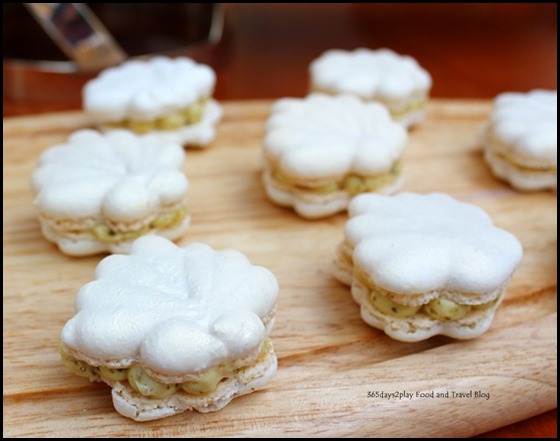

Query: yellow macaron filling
[273,160,402,196]
[106,98,208,134]
[60,339,269,399]
[389,100,426,120]
[368,289,498,321]
[92,205,188,244]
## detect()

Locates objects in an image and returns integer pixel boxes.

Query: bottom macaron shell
[484,148,557,191]
[111,344,277,421]
[262,171,403,219]
[351,282,506,343]
[39,214,191,256]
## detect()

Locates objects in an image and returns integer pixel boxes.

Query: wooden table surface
[2,3,557,437]
[3,100,557,437]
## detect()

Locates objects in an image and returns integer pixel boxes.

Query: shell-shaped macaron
[62,237,279,375]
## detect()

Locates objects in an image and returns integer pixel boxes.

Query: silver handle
[25,3,126,70]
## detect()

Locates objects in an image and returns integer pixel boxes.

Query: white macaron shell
[84,56,216,122]
[32,130,188,222]
[491,89,557,162]
[346,193,523,295]
[264,94,407,179]
[310,48,432,101]
[62,237,279,374]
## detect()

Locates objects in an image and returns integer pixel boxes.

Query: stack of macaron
[482,89,557,191]
[333,193,523,342]
[31,129,191,256]
[60,237,279,421]
[83,56,222,148]
[262,94,407,218]
[309,48,432,128]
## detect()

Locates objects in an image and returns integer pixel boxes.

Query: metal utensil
[24,3,126,70]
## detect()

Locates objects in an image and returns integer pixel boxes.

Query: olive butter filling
[89,205,188,243]
[389,100,426,120]
[105,98,208,134]
[60,339,269,399]
[273,160,402,195]
[369,289,499,320]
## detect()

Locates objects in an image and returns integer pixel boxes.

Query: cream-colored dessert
[333,193,523,342]
[482,89,557,191]
[262,94,407,218]
[83,56,222,147]
[31,129,191,256]
[60,237,279,421]
[310,48,432,128]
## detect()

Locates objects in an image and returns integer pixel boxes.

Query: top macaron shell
[264,94,407,179]
[61,236,279,375]
[32,129,188,222]
[490,89,557,165]
[346,193,523,295]
[310,48,432,103]
[83,56,216,122]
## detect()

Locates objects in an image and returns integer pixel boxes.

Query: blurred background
[3,3,557,115]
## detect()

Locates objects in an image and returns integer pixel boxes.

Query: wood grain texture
[3,100,557,437]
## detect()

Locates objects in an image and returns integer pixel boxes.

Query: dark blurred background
[3,3,557,114]
[216,4,556,99]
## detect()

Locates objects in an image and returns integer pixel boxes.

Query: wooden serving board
[3,100,557,437]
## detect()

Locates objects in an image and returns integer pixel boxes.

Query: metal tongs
[25,3,126,70]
